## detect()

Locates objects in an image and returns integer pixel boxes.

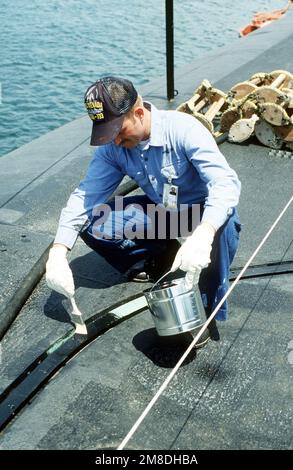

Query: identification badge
[163,183,178,209]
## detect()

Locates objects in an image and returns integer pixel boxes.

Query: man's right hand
[46,244,75,298]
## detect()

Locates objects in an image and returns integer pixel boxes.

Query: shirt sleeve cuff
[201,206,230,232]
[54,226,79,250]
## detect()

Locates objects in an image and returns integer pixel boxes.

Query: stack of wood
[177,70,293,150]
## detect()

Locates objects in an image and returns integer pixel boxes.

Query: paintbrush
[69,295,88,335]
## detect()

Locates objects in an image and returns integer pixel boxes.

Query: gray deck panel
[219,141,293,267]
[172,275,293,450]
[0,141,92,233]
[1,274,291,450]
[0,225,54,335]
[0,117,91,208]
[284,240,293,262]
[0,238,149,395]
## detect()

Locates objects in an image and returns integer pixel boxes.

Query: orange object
[239,1,292,37]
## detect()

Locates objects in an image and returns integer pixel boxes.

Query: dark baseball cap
[84,77,138,145]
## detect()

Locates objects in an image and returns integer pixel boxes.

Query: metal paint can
[145,277,206,336]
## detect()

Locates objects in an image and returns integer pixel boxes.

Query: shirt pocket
[160,163,177,181]
[161,158,189,183]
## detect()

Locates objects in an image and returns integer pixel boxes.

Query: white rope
[117,195,293,450]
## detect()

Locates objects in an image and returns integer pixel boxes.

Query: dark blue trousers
[80,195,241,321]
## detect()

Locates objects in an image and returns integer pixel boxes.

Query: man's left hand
[171,223,216,289]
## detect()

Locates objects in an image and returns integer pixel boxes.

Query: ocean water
[0,0,287,157]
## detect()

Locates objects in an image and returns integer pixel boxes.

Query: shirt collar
[144,101,166,148]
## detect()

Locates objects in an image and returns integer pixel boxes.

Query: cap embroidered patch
[85,101,105,121]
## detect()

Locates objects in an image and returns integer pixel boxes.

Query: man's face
[114,112,145,149]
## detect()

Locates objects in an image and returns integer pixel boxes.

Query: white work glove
[46,244,75,298]
[171,223,215,289]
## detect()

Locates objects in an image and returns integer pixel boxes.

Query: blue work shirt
[55,103,241,248]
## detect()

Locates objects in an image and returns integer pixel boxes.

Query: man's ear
[134,107,144,120]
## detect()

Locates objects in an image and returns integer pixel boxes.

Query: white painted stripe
[109,296,148,319]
